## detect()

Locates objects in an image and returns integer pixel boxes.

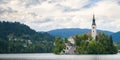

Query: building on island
[91,14,97,40]
[68,37,75,45]
[62,14,98,54]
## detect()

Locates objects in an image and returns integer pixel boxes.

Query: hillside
[112,31,120,42]
[48,28,114,37]
[48,28,120,42]
[54,33,118,54]
[0,21,54,53]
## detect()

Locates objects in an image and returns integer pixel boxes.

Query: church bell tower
[91,14,97,40]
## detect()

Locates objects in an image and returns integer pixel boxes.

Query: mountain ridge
[112,31,120,42]
[48,28,114,37]
[47,28,120,42]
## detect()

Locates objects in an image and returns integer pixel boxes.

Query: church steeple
[92,14,96,25]
[91,14,97,40]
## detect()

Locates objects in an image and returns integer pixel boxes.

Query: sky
[0,0,120,32]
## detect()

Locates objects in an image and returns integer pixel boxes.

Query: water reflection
[0,53,120,60]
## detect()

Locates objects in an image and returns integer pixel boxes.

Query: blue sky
[0,0,120,32]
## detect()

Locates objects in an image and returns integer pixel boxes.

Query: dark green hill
[112,31,120,42]
[48,28,114,37]
[0,21,54,53]
[48,28,120,42]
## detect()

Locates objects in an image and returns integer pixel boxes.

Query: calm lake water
[0,53,120,60]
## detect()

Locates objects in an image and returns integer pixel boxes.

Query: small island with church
[53,15,118,54]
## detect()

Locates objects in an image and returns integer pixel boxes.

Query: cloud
[0,0,120,32]
[0,7,17,14]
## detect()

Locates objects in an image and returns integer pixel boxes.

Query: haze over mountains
[0,0,120,32]
[112,31,120,42]
[48,28,120,42]
[0,21,119,45]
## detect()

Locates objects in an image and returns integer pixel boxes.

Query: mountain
[112,31,120,42]
[0,21,54,53]
[48,28,114,38]
[48,28,120,42]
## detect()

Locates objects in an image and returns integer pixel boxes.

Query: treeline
[0,21,54,53]
[115,42,120,50]
[75,33,117,54]
[54,33,118,54]
[53,37,65,54]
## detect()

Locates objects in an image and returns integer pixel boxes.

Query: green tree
[54,37,65,54]
[87,40,105,54]
[74,33,118,54]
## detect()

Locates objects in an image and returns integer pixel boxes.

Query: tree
[54,37,65,54]
[74,33,118,54]
[87,40,105,54]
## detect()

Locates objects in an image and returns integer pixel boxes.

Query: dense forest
[54,33,118,54]
[0,21,118,54]
[74,33,117,54]
[0,21,54,53]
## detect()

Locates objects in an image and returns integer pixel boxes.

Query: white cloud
[0,0,120,32]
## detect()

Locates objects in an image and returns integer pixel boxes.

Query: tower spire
[92,14,96,25]
[91,14,97,40]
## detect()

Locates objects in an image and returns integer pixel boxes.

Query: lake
[0,53,120,60]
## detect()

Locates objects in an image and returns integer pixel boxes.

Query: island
[54,15,118,54]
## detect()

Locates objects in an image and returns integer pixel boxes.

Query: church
[87,14,97,40]
[57,14,118,55]
[62,14,98,54]
[91,14,97,40]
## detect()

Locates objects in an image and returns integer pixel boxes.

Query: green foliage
[54,37,65,54]
[64,38,68,43]
[0,21,54,53]
[115,42,120,50]
[0,38,8,53]
[97,33,118,54]
[53,32,118,54]
[87,40,105,54]
[74,33,118,54]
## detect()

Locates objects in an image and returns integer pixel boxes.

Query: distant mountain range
[48,28,114,37]
[48,28,120,42]
[112,31,120,42]
[0,21,119,53]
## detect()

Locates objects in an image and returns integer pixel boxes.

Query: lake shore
[0,53,120,60]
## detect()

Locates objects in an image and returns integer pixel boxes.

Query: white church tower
[91,14,97,40]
